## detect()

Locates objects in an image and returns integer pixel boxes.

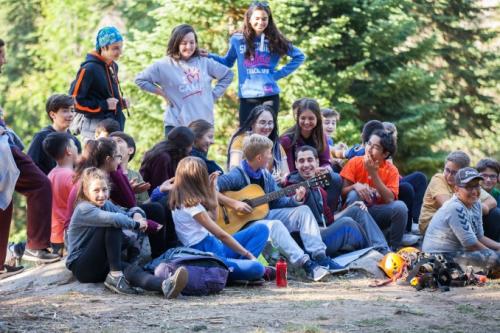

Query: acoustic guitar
[217,173,332,234]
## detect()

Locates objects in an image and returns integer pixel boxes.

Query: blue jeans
[400,172,427,230]
[191,224,268,281]
[345,190,407,249]
[337,205,390,252]
[320,218,368,256]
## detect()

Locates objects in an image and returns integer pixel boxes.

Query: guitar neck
[249,180,312,207]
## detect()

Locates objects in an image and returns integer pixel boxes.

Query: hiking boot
[0,265,24,280]
[104,273,137,295]
[315,255,347,274]
[23,248,61,263]
[263,266,276,281]
[303,260,329,282]
[161,266,188,299]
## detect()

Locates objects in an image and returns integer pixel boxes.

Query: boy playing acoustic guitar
[217,134,345,281]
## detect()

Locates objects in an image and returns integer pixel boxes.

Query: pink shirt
[47,166,75,244]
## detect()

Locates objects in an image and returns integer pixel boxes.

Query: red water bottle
[276,258,287,287]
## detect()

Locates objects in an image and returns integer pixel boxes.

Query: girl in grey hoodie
[135,24,233,136]
[66,167,188,298]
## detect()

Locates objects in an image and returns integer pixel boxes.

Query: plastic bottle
[276,257,287,287]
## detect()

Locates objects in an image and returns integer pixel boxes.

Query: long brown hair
[242,3,291,59]
[167,24,200,60]
[73,138,117,182]
[169,156,217,211]
[75,167,109,207]
[282,98,326,153]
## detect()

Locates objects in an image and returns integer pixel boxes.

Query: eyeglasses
[256,120,274,127]
[444,167,458,176]
[480,173,498,180]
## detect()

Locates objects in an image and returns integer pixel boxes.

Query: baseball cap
[455,167,484,187]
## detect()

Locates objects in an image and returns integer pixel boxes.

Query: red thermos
[276,258,287,287]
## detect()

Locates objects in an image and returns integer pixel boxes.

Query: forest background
[0,0,498,240]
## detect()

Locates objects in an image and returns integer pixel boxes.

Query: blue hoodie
[209,33,305,98]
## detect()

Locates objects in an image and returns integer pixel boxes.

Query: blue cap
[95,26,123,50]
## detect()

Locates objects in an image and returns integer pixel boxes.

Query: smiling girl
[66,167,188,297]
[280,98,331,172]
[207,2,305,125]
[227,105,288,182]
[135,24,233,136]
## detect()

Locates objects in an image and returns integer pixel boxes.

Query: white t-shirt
[172,204,209,246]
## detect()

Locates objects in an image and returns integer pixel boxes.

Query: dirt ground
[1,261,499,333]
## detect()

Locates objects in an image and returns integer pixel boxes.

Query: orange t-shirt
[340,156,400,202]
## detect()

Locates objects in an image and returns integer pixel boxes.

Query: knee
[414,172,428,187]
[329,172,343,189]
[391,200,408,220]
[398,183,414,200]
[252,223,270,239]
[345,190,361,204]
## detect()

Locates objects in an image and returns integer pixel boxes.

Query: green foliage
[0,0,498,239]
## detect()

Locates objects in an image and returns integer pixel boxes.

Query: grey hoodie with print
[135,56,233,127]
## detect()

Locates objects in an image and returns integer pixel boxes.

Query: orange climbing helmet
[378,252,405,278]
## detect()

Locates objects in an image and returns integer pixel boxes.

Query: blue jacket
[209,33,305,98]
[217,166,300,210]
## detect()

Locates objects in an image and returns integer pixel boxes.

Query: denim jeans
[400,172,427,230]
[345,190,407,249]
[251,219,310,266]
[266,206,327,260]
[320,218,368,256]
[192,224,268,281]
[337,205,390,252]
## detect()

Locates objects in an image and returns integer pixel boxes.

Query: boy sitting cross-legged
[43,132,79,255]
[217,134,345,281]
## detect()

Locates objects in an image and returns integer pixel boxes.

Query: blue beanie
[95,26,123,50]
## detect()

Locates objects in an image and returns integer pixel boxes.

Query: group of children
[1,2,499,298]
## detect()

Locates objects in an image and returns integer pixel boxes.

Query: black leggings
[239,94,280,126]
[70,227,163,291]
[139,202,168,258]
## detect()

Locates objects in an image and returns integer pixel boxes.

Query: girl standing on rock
[206,1,305,125]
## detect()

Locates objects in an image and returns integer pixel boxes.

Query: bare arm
[193,211,255,260]
[481,195,497,215]
[479,236,500,251]
[217,192,253,214]
[435,194,452,208]
[465,241,489,251]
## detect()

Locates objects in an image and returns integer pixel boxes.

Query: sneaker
[402,233,420,246]
[23,248,61,263]
[303,260,329,282]
[0,265,24,280]
[263,266,276,281]
[161,266,188,299]
[315,255,347,274]
[104,273,137,295]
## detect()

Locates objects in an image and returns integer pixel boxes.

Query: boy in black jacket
[27,94,81,174]
[69,26,128,140]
